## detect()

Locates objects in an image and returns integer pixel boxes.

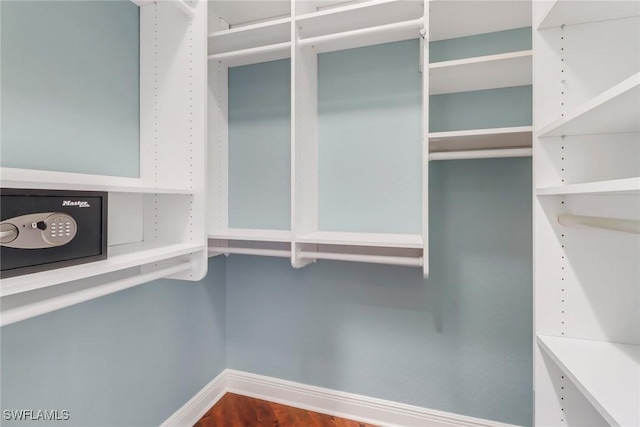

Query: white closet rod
[557,214,640,234]
[299,251,423,267]
[208,42,291,61]
[298,18,423,48]
[209,247,291,258]
[1,262,192,327]
[429,148,532,161]
[130,0,195,20]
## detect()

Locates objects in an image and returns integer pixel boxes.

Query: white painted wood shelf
[0,242,204,297]
[537,335,640,427]
[296,0,422,40]
[538,73,640,138]
[537,177,640,196]
[296,231,423,249]
[429,50,532,95]
[0,168,194,194]
[430,0,531,41]
[537,0,640,30]
[208,228,292,243]
[208,17,291,55]
[429,126,532,153]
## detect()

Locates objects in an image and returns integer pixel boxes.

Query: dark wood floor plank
[194,393,378,427]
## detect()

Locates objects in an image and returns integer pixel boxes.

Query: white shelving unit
[207,0,534,274]
[1,0,208,324]
[428,0,532,159]
[533,1,640,426]
[538,335,640,427]
[207,0,294,262]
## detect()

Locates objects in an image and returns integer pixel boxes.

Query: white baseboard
[163,369,521,427]
[160,370,227,427]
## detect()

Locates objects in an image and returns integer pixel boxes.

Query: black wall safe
[0,189,108,278]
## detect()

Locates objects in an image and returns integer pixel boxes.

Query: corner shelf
[537,335,640,427]
[429,50,532,95]
[0,168,194,194]
[429,0,531,42]
[0,242,204,297]
[537,0,640,30]
[296,231,423,249]
[429,126,532,153]
[538,73,640,138]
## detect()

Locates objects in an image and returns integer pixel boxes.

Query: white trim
[160,370,227,427]
[163,369,521,427]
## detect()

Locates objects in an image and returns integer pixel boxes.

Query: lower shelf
[537,335,640,427]
[1,260,192,327]
[1,242,204,297]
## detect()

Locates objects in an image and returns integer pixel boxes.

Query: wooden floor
[195,393,377,427]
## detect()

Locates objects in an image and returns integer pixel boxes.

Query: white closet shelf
[537,0,640,30]
[0,242,204,297]
[429,50,532,95]
[296,0,423,40]
[298,18,422,54]
[429,126,532,152]
[536,177,640,196]
[208,42,291,67]
[0,168,194,194]
[538,73,640,137]
[208,17,291,55]
[208,228,292,243]
[537,335,640,427]
[130,0,196,19]
[430,148,531,161]
[296,231,423,249]
[430,0,531,42]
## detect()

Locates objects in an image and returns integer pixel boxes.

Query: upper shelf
[538,73,640,138]
[537,177,640,196]
[537,0,640,30]
[429,126,532,152]
[0,168,194,194]
[297,0,423,39]
[538,335,640,427]
[296,231,423,249]
[429,0,531,41]
[208,17,291,55]
[429,50,532,95]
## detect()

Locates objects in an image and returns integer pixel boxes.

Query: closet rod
[299,251,423,267]
[209,247,291,258]
[429,148,532,161]
[557,214,640,234]
[208,42,291,61]
[298,18,423,48]
[1,262,192,327]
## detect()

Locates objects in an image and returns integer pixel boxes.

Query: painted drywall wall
[318,40,422,234]
[0,257,226,426]
[0,1,140,177]
[228,59,291,230]
[225,158,533,427]
[430,27,532,63]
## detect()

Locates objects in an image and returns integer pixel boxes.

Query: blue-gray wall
[0,257,226,427]
[0,0,140,177]
[225,158,533,427]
